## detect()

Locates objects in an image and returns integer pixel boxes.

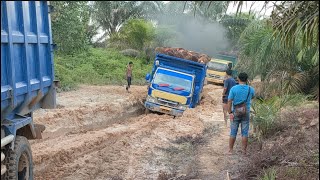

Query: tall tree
[191,1,229,22]
[237,19,318,98]
[114,19,155,50]
[210,1,319,64]
[92,1,162,41]
[220,12,255,50]
[51,1,90,54]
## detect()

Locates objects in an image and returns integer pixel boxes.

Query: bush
[54,48,153,91]
[54,63,77,91]
[120,49,140,57]
[251,94,310,138]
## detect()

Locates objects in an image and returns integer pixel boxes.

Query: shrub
[54,48,153,91]
[54,63,77,91]
[120,49,140,57]
[251,94,310,138]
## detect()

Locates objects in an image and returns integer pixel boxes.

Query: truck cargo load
[155,47,211,64]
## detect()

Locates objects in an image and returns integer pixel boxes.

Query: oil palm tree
[195,1,319,63]
[236,19,315,96]
[92,1,163,40]
[271,1,319,65]
[195,1,318,99]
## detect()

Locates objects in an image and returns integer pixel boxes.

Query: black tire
[4,136,33,180]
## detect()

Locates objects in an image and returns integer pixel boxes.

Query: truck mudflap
[145,101,184,117]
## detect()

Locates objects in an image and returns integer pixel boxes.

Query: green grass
[260,167,277,180]
[54,48,153,91]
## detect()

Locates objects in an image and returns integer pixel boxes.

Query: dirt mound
[236,102,319,180]
[196,84,221,118]
[33,85,147,133]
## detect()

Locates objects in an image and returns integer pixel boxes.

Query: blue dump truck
[144,54,207,116]
[1,1,56,179]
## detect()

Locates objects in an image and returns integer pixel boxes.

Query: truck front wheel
[5,136,33,180]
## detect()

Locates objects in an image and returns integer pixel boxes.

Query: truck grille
[157,98,179,107]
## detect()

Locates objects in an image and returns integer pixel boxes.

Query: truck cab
[145,54,207,116]
[206,59,233,85]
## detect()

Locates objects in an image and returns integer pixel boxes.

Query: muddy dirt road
[31,84,246,180]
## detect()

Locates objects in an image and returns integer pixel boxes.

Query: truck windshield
[207,61,229,72]
[152,69,193,92]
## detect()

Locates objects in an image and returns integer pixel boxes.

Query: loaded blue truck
[1,1,56,179]
[144,54,207,117]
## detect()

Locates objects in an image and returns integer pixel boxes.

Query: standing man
[227,72,255,155]
[222,69,237,127]
[126,62,133,93]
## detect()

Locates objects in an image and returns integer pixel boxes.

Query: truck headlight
[177,104,187,110]
[146,96,157,103]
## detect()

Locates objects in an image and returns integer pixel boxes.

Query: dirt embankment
[236,102,319,180]
[31,84,245,180]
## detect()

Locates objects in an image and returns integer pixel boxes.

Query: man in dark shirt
[222,69,237,127]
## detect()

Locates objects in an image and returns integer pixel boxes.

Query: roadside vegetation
[50,1,318,178]
[54,48,152,91]
[241,99,319,180]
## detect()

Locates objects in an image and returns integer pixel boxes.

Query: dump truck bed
[1,1,56,121]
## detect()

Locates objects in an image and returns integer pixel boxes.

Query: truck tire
[4,136,33,180]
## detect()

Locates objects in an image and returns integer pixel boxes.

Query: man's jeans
[230,113,250,138]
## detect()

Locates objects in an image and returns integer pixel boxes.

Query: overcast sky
[226,1,276,16]
[162,1,276,16]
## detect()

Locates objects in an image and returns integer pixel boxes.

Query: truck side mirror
[145,73,150,81]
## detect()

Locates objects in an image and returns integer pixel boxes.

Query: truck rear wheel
[4,136,33,180]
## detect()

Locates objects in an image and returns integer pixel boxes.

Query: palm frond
[271,1,319,64]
